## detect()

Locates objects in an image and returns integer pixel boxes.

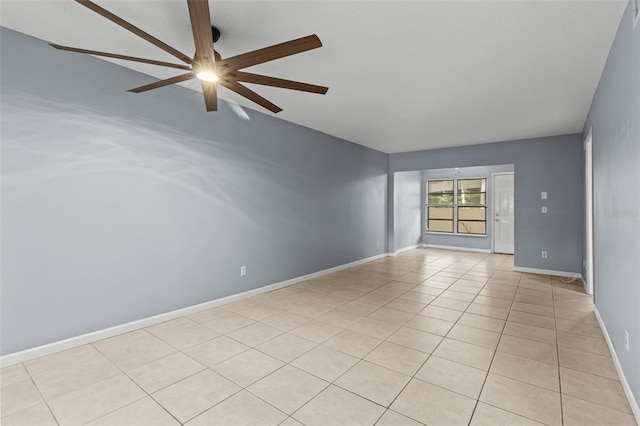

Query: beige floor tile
[391,378,476,426]
[386,327,443,353]
[474,295,513,308]
[146,318,221,350]
[202,312,255,333]
[312,295,351,308]
[48,374,145,426]
[213,349,284,387]
[290,320,343,343]
[466,303,510,320]
[365,342,428,376]
[24,345,120,400]
[561,394,637,426]
[555,318,604,338]
[384,299,427,314]
[430,297,470,311]
[315,310,364,328]
[291,346,359,382]
[510,301,555,317]
[293,385,385,426]
[324,329,382,358]
[260,311,310,331]
[490,351,559,391]
[480,373,561,426]
[471,402,545,426]
[280,417,305,426]
[448,284,482,294]
[419,305,463,322]
[395,272,430,284]
[503,321,556,345]
[447,323,501,349]
[457,313,505,333]
[92,330,177,371]
[226,322,283,347]
[349,317,400,339]
[290,302,334,319]
[356,293,395,306]
[368,307,414,326]
[186,306,227,323]
[497,335,558,364]
[184,335,250,368]
[556,330,610,356]
[440,290,476,302]
[405,315,455,336]
[337,301,381,316]
[153,369,240,423]
[256,333,317,362]
[480,289,517,301]
[407,286,442,297]
[1,364,30,387]
[376,410,424,426]
[432,338,495,371]
[336,361,410,407]
[513,294,553,307]
[559,346,618,380]
[238,304,284,321]
[248,365,328,414]
[554,307,598,323]
[0,403,57,426]
[560,367,632,412]
[88,397,179,426]
[415,356,487,399]
[223,299,261,312]
[508,311,556,330]
[187,390,287,425]
[0,378,43,417]
[127,352,205,393]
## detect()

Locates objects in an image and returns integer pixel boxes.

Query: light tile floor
[1,249,637,425]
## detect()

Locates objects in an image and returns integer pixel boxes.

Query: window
[426,178,487,235]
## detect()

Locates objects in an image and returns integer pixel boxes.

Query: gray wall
[393,171,422,251]
[583,0,640,403]
[390,133,584,273]
[421,164,514,251]
[0,28,388,355]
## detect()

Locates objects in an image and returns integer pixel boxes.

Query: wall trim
[594,306,640,423]
[0,252,388,367]
[422,244,491,253]
[394,244,420,255]
[513,266,582,279]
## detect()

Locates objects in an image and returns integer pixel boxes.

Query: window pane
[428,206,453,220]
[457,179,486,193]
[457,193,486,205]
[428,220,454,233]
[458,207,486,221]
[458,221,486,234]
[428,180,454,205]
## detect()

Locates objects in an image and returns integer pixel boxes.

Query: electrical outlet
[541,206,548,213]
[625,329,630,351]
[541,251,548,259]
[240,266,247,277]
[541,192,547,199]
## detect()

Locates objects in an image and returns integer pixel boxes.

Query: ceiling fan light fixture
[196,70,219,82]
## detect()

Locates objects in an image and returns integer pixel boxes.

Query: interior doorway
[493,173,515,254]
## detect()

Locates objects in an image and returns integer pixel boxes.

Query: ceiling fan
[50,0,328,113]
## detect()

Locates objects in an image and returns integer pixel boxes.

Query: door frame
[584,128,595,296]
[492,172,515,254]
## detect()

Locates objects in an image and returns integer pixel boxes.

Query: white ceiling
[1,1,626,153]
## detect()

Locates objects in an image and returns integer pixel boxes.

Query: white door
[494,173,515,254]
[585,129,594,295]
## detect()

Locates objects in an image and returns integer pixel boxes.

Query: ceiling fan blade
[128,73,195,93]
[201,81,218,111]
[50,44,192,70]
[218,35,322,72]
[219,80,282,113]
[232,71,328,95]
[76,0,193,64]
[186,0,216,69]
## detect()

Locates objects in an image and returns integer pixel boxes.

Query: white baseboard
[422,244,491,253]
[513,266,582,279]
[594,307,640,423]
[0,252,388,367]
[394,244,420,255]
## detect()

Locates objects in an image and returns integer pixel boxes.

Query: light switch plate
[541,192,547,199]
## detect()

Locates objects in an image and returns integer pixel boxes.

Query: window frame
[425,177,487,236]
